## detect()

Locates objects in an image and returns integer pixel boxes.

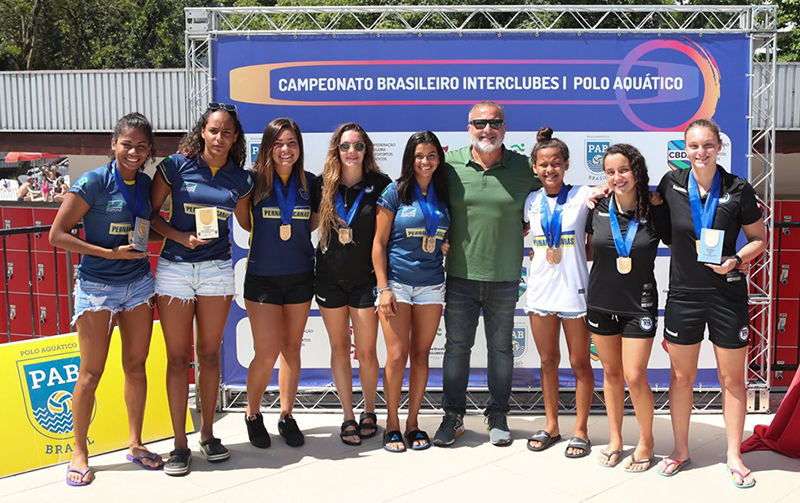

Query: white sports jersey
[523,184,592,314]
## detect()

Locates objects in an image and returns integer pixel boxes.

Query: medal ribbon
[540,185,569,249]
[336,186,367,228]
[112,161,145,227]
[687,168,721,240]
[273,173,297,227]
[413,181,440,238]
[608,194,639,258]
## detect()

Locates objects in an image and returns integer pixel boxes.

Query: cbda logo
[512,327,527,359]
[667,140,690,170]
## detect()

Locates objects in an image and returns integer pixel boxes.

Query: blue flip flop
[126,451,164,470]
[65,466,93,487]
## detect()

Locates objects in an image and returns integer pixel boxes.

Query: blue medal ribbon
[608,194,639,258]
[540,185,569,249]
[336,185,367,228]
[273,173,297,226]
[413,181,440,238]
[112,161,145,227]
[687,168,721,239]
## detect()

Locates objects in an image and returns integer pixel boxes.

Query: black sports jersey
[586,197,670,317]
[312,171,392,284]
[657,166,761,293]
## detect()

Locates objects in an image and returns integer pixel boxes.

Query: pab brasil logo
[667,140,689,170]
[512,327,527,360]
[585,140,610,178]
[17,353,96,440]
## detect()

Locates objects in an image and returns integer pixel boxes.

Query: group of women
[52,104,763,489]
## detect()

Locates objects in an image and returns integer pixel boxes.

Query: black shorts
[663,289,750,349]
[243,271,314,305]
[314,278,376,309]
[585,309,657,339]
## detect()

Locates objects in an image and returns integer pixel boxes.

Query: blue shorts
[377,281,446,306]
[154,257,235,300]
[72,273,154,325]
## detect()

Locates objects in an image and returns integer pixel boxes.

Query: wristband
[734,254,743,266]
[377,286,392,294]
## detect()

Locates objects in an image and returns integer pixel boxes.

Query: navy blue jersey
[157,153,252,262]
[378,182,450,286]
[69,162,152,285]
[248,171,316,276]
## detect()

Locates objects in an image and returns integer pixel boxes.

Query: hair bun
[536,127,553,143]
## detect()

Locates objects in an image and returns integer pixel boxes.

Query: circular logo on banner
[639,317,654,332]
[738,325,750,342]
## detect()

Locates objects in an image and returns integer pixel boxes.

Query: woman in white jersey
[524,127,594,458]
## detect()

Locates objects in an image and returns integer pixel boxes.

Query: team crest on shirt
[180,181,198,193]
[365,185,375,194]
[399,207,417,218]
[738,325,749,342]
[719,192,731,205]
[106,200,124,212]
[512,327,527,360]
[298,187,310,200]
[229,189,239,201]
[639,317,654,332]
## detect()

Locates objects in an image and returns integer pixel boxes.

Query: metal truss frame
[186,4,778,413]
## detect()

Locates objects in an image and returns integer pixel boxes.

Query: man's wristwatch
[733,254,743,266]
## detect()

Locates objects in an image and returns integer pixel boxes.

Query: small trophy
[130,217,150,252]
[195,206,219,239]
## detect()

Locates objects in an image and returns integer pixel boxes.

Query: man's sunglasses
[339,142,366,152]
[209,102,237,113]
[469,119,505,130]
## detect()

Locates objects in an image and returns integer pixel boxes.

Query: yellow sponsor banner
[0,321,193,478]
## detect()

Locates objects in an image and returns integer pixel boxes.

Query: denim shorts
[376,281,446,306]
[154,257,235,300]
[72,273,154,325]
[526,307,585,319]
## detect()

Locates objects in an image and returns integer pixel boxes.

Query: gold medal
[338,227,353,244]
[551,247,563,265]
[422,235,436,253]
[617,256,632,274]
[279,224,291,241]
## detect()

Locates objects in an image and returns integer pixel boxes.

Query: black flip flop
[404,430,431,451]
[383,430,406,453]
[527,430,562,452]
[359,412,379,439]
[340,419,361,446]
[565,437,591,458]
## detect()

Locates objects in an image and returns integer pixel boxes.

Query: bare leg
[244,301,282,416]
[157,295,195,450]
[563,317,593,455]
[528,313,562,448]
[320,306,357,443]
[622,337,655,470]
[277,301,312,416]
[406,304,441,447]
[656,342,701,475]
[68,310,114,484]
[118,301,161,467]
[194,295,233,442]
[593,333,623,466]
[714,345,754,486]
[379,303,412,451]
[350,306,379,436]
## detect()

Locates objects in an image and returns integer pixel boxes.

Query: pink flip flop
[656,457,691,477]
[726,465,756,489]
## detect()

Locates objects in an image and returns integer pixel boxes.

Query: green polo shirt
[443,145,541,282]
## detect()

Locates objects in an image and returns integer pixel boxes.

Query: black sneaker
[278,414,305,447]
[245,413,271,448]
[432,411,465,447]
[486,413,512,446]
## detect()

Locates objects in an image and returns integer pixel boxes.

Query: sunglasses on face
[469,119,505,130]
[339,142,366,152]
[208,102,237,113]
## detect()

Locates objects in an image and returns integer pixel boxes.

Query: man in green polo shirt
[433,101,541,448]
